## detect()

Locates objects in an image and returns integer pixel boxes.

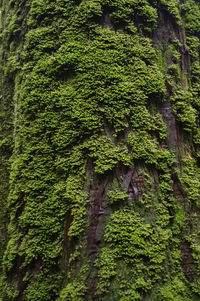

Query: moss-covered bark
[0,0,200,300]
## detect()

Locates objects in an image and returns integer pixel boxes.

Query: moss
[180,157,200,205]
[130,106,167,139]
[107,189,128,204]
[97,208,182,300]
[158,277,197,301]
[0,0,200,300]
[24,272,62,301]
[128,131,160,164]
[97,247,117,294]
[171,90,197,132]
[85,136,131,173]
[182,0,200,35]
[57,282,86,301]
[160,0,182,24]
[109,0,158,33]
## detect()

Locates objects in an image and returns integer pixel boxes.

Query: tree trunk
[0,0,200,300]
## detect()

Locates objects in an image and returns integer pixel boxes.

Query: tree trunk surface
[0,0,200,300]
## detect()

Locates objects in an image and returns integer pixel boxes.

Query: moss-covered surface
[0,0,200,300]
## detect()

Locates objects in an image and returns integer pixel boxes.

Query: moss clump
[85,136,131,174]
[180,157,200,206]
[57,282,87,301]
[97,208,183,300]
[158,277,197,301]
[107,189,128,204]
[171,90,197,132]
[128,131,160,164]
[161,0,182,23]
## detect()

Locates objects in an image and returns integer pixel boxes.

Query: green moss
[85,136,131,173]
[180,157,200,205]
[97,247,117,294]
[161,0,181,23]
[171,90,197,132]
[109,0,158,33]
[130,106,167,139]
[182,0,200,35]
[97,208,182,300]
[24,271,62,301]
[128,131,160,164]
[57,282,86,301]
[1,0,200,300]
[158,277,196,301]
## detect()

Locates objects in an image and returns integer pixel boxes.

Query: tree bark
[0,0,200,300]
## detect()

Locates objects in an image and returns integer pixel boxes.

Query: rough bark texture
[0,0,200,300]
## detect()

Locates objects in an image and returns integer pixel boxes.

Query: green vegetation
[0,0,200,300]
